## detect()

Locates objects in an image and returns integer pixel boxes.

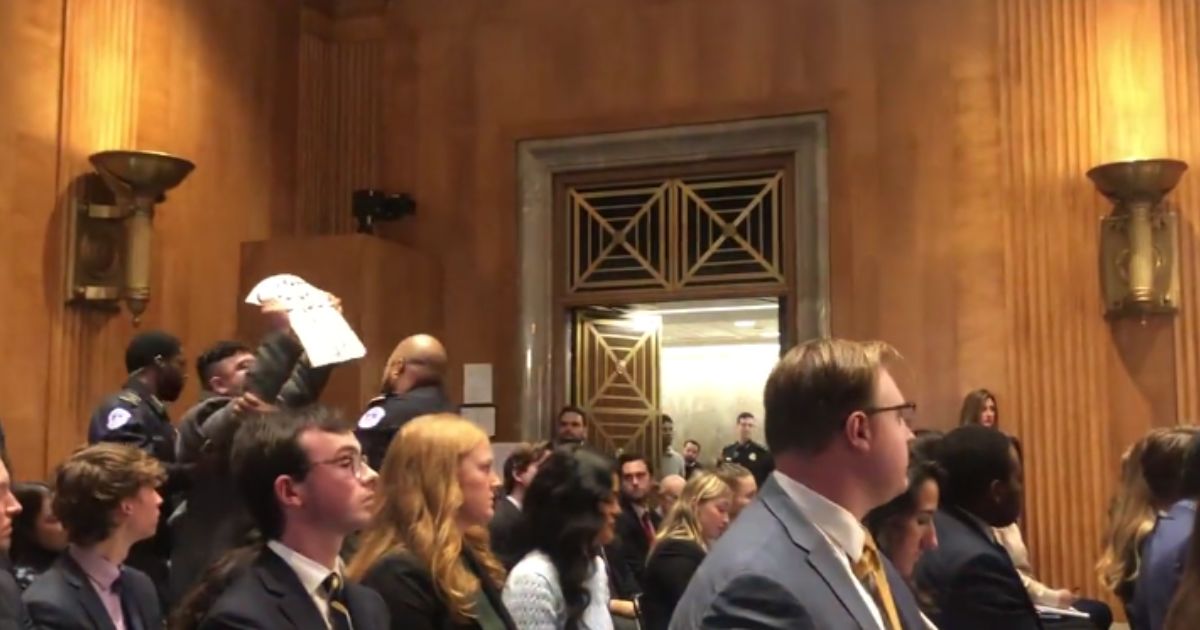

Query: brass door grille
[566,169,786,294]
[574,312,662,457]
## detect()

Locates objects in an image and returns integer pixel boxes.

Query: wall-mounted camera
[352,189,416,234]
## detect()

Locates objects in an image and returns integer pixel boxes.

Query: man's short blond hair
[764,338,899,455]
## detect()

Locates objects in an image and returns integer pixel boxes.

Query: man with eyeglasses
[356,334,455,470]
[199,405,389,630]
[720,412,775,488]
[87,330,190,601]
[672,338,923,630]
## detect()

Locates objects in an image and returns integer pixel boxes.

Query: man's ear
[274,474,304,510]
[844,411,871,452]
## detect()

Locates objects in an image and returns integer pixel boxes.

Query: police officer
[720,411,774,487]
[356,334,455,470]
[87,329,189,598]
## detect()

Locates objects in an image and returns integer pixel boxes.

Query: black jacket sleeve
[358,555,441,630]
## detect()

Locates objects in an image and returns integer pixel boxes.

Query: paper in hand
[245,274,366,368]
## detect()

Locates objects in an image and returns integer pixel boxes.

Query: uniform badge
[749,452,757,462]
[358,407,386,429]
[107,408,132,430]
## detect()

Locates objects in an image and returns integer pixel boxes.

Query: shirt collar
[506,494,522,510]
[267,540,344,597]
[772,471,866,562]
[68,545,122,590]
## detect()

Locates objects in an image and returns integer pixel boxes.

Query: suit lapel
[257,550,329,629]
[60,556,118,630]
[464,549,518,630]
[759,477,878,630]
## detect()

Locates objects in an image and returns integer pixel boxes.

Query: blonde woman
[349,415,516,630]
[1097,427,1197,622]
[639,472,732,630]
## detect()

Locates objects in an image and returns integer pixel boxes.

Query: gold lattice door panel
[566,170,786,294]
[574,311,662,457]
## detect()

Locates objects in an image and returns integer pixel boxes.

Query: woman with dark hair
[863,456,942,582]
[959,389,999,428]
[10,482,67,590]
[503,447,620,630]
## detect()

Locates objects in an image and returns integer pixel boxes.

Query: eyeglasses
[864,402,917,425]
[312,451,373,481]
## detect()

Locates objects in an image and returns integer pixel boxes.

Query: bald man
[658,474,686,517]
[356,334,455,469]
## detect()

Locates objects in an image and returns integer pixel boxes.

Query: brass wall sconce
[1087,158,1187,318]
[65,150,195,323]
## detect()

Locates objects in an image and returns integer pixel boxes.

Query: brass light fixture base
[65,150,194,322]
[1087,159,1187,318]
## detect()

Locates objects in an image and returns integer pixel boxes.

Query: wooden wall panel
[0,0,302,476]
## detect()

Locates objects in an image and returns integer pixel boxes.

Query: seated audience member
[863,452,942,582]
[995,439,1112,629]
[350,415,515,630]
[1164,442,1200,630]
[503,448,619,630]
[491,442,546,571]
[1098,430,1182,623]
[195,406,389,630]
[24,444,165,630]
[614,453,660,591]
[640,473,731,630]
[171,301,334,604]
[671,339,924,629]
[1136,428,1200,630]
[958,388,999,428]
[914,425,1039,630]
[0,457,27,629]
[656,475,685,518]
[11,482,67,590]
[681,440,702,480]
[711,463,756,521]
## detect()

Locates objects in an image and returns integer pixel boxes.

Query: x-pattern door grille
[566,169,786,294]
[574,312,661,457]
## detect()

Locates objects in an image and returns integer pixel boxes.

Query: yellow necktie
[852,532,902,630]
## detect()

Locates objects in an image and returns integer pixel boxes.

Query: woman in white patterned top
[503,447,620,630]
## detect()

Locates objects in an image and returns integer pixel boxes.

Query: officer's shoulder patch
[358,406,386,430]
[106,408,133,431]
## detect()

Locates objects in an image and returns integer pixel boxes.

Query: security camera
[352,189,416,234]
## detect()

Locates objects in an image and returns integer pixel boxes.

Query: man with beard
[87,329,189,601]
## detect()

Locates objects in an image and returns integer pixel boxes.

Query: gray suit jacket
[669,475,926,630]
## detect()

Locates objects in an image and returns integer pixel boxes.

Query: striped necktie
[851,532,902,630]
[321,573,354,630]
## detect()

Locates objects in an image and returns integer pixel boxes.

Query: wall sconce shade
[65,150,194,323]
[1087,159,1187,318]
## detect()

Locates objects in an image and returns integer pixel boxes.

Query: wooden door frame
[516,114,829,441]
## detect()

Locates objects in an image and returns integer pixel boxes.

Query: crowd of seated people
[4,329,1200,630]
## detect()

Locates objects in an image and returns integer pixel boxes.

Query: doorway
[569,298,778,460]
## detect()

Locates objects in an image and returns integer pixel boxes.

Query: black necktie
[321,573,354,630]
[113,571,145,630]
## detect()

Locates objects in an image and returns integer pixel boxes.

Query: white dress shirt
[268,539,345,630]
[773,471,886,630]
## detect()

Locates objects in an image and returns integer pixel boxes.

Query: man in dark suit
[24,443,167,629]
[169,301,334,605]
[356,334,455,470]
[914,425,1042,630]
[490,443,546,570]
[1136,432,1200,630]
[0,458,29,630]
[672,339,924,629]
[199,406,389,630]
[614,453,661,591]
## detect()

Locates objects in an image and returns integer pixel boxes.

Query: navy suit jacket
[914,508,1042,630]
[23,554,161,630]
[1134,499,1195,630]
[198,548,389,630]
[670,475,926,630]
